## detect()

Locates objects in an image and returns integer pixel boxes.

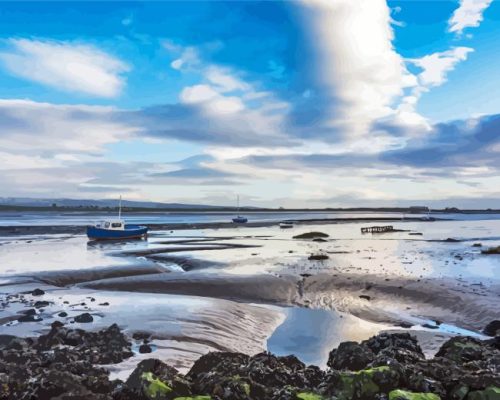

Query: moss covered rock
[173,397,211,400]
[293,232,329,239]
[389,389,441,400]
[142,372,172,399]
[467,386,500,400]
[296,392,324,400]
[333,366,400,399]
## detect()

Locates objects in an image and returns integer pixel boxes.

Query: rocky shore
[0,322,498,400]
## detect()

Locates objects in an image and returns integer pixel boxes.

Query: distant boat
[279,220,295,228]
[232,195,248,224]
[86,196,148,240]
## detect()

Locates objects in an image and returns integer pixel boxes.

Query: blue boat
[86,222,148,240]
[231,195,248,224]
[86,197,149,240]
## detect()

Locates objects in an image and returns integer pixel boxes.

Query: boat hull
[232,217,248,223]
[86,225,148,240]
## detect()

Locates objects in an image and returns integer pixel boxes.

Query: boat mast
[118,195,122,219]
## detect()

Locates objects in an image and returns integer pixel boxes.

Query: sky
[1,0,500,208]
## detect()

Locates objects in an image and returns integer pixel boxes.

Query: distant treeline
[1,204,500,214]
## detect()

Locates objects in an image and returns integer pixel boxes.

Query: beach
[0,212,499,379]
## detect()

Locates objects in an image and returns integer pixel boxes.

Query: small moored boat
[231,195,248,224]
[86,197,148,240]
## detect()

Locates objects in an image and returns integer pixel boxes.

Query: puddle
[266,306,387,367]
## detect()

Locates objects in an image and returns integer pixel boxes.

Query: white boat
[279,220,295,228]
[232,195,248,224]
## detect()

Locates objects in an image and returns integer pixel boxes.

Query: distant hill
[0,197,229,210]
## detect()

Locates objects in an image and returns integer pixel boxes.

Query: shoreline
[0,216,435,235]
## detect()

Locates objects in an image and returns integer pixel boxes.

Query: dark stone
[483,320,500,337]
[138,344,152,354]
[58,311,68,317]
[327,341,375,371]
[34,301,50,308]
[308,254,329,260]
[31,288,45,296]
[17,314,41,322]
[74,313,93,323]
[359,295,371,301]
[293,232,329,239]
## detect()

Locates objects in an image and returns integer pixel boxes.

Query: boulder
[327,341,375,371]
[483,321,500,337]
[74,313,93,323]
[388,389,440,400]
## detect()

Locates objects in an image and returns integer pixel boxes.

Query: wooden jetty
[361,225,394,234]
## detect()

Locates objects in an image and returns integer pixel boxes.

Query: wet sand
[1,217,499,374]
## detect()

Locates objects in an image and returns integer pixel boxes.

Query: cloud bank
[0,39,129,97]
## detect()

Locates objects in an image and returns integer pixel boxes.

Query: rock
[139,344,152,354]
[31,288,45,296]
[296,393,324,400]
[388,389,441,400]
[435,337,486,363]
[444,238,460,243]
[472,243,482,247]
[359,295,371,301]
[133,331,152,340]
[481,246,500,254]
[17,314,41,322]
[74,313,93,323]
[58,311,68,317]
[99,302,110,306]
[124,358,191,399]
[34,300,50,308]
[327,341,375,371]
[363,332,425,364]
[312,238,328,242]
[483,321,500,337]
[308,254,329,261]
[293,232,329,239]
[322,366,401,399]
[466,386,500,400]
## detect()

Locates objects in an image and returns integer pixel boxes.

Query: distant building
[409,206,429,213]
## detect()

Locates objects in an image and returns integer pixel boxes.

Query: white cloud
[397,47,473,124]
[0,39,129,97]
[411,47,474,87]
[299,0,418,139]
[205,66,250,93]
[449,0,493,34]
[0,99,136,155]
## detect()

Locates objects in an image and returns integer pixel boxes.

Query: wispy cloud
[0,39,129,97]
[449,0,493,34]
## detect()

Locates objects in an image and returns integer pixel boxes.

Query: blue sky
[1,0,500,207]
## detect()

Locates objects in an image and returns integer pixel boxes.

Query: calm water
[2,210,500,226]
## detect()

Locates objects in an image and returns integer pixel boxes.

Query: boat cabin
[96,220,125,231]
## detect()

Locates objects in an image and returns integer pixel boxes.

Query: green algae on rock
[467,386,500,400]
[293,232,329,239]
[389,389,441,400]
[141,372,173,399]
[296,392,325,400]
